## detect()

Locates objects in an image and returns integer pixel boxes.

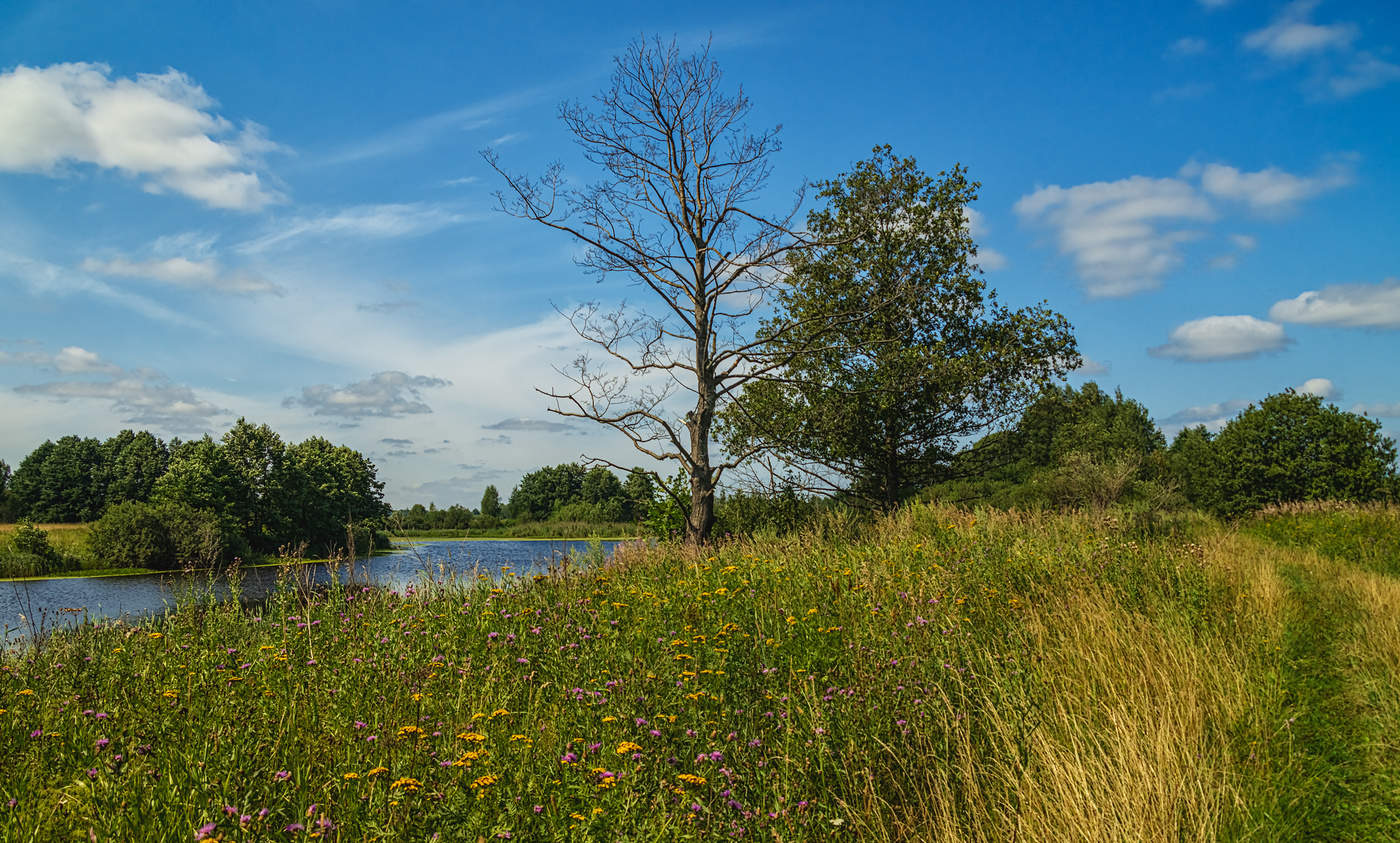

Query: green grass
[1245,502,1400,577]
[2,503,1398,840]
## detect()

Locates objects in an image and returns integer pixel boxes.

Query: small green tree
[1209,391,1397,516]
[87,501,176,570]
[480,485,502,519]
[721,146,1078,510]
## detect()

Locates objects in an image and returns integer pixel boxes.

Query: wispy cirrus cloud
[0,248,209,329]
[0,63,282,210]
[81,255,283,296]
[238,203,470,253]
[1242,1,1400,100]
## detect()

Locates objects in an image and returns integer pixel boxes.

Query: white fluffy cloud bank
[1015,159,1351,297]
[0,63,280,210]
[1269,278,1400,328]
[1149,315,1292,362]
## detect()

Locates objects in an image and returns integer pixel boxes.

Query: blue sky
[1,0,1397,508]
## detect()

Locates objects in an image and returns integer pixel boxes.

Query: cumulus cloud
[1197,160,1352,213]
[0,63,280,210]
[238,203,468,253]
[81,255,283,296]
[283,371,452,419]
[5,346,224,430]
[1296,377,1337,399]
[1243,0,1358,59]
[482,417,576,433]
[1165,398,1252,425]
[1149,315,1292,361]
[1014,175,1213,297]
[963,208,1007,271]
[1243,2,1398,100]
[1074,356,1110,376]
[1268,278,1400,328]
[1016,160,1348,296]
[1352,402,1400,418]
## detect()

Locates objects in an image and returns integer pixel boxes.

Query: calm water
[2,539,621,645]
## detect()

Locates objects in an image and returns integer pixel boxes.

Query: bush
[87,501,177,570]
[1,521,76,577]
[156,501,241,568]
[1209,391,1398,517]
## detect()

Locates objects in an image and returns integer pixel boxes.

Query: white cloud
[1243,0,1358,59]
[1268,278,1400,328]
[81,255,283,296]
[5,345,225,431]
[1165,398,1251,425]
[1168,37,1209,56]
[1296,377,1337,399]
[238,203,469,253]
[482,417,577,434]
[0,248,208,329]
[1014,175,1213,297]
[283,371,452,419]
[1017,159,1349,295]
[1324,52,1400,98]
[1149,315,1292,361]
[0,63,281,210]
[963,207,1008,271]
[1075,356,1110,376]
[1229,233,1258,251]
[1352,402,1400,418]
[1198,160,1352,213]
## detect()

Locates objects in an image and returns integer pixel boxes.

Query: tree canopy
[721,146,1078,509]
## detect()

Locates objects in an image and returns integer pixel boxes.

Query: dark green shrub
[155,501,240,567]
[88,501,176,569]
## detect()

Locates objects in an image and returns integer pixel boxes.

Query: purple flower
[284,823,305,832]
[195,822,217,840]
[274,770,291,781]
[94,712,109,719]
[96,738,110,749]
[533,805,544,814]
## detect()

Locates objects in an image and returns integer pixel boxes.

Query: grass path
[1258,539,1400,839]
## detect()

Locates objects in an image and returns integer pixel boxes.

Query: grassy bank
[2,503,1398,840]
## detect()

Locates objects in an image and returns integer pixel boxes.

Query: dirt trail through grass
[1263,538,1400,839]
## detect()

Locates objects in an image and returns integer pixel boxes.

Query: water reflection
[3,539,620,645]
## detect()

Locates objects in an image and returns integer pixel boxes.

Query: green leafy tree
[221,418,290,548]
[1168,425,1219,511]
[508,463,586,521]
[9,436,106,521]
[283,437,390,555]
[722,146,1078,509]
[1208,391,1398,517]
[0,459,12,522]
[151,437,249,531]
[480,485,502,519]
[102,430,170,505]
[621,469,656,522]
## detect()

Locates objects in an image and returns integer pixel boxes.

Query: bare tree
[484,36,819,544]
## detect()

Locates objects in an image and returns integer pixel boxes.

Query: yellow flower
[615,741,642,755]
[390,777,422,791]
[677,773,707,786]
[162,690,179,699]
[457,731,487,742]
[411,693,423,702]
[147,632,163,639]
[397,725,425,739]
[471,774,498,788]
[366,766,389,777]
[601,716,617,723]
[343,772,359,780]
[16,689,34,697]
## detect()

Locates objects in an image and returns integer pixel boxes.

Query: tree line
[0,419,389,570]
[392,464,657,531]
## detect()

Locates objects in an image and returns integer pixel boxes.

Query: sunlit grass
[2,503,1396,840]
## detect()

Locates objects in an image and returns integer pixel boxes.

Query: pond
[1,539,623,646]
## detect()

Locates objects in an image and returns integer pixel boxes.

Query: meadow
[2,502,1398,841]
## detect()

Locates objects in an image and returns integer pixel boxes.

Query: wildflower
[390,777,422,791]
[366,766,389,777]
[17,689,34,697]
[148,632,164,640]
[343,772,359,780]
[471,774,499,788]
[96,738,110,749]
[284,823,305,833]
[457,731,487,742]
[162,690,179,699]
[615,741,643,755]
[195,822,216,840]
[678,773,707,786]
[274,770,291,781]
[560,752,579,764]
[396,725,424,739]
